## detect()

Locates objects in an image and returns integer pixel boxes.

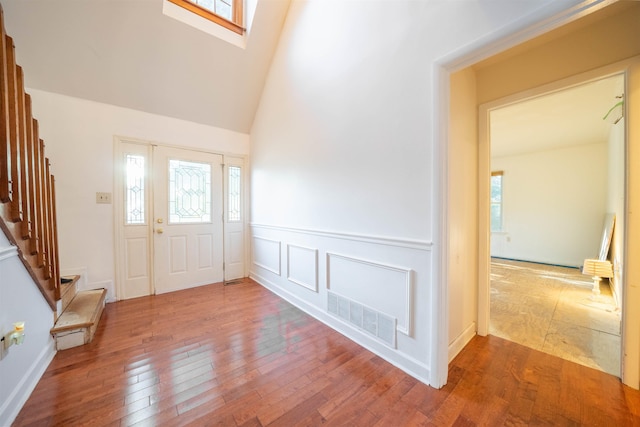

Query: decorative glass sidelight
[125,154,146,225]
[169,159,211,223]
[228,166,241,222]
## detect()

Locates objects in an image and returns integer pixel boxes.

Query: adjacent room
[488,75,625,376]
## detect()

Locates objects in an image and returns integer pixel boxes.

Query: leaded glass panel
[228,166,241,222]
[125,154,145,225]
[169,159,211,224]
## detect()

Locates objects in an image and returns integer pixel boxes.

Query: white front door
[152,146,224,294]
[115,140,229,299]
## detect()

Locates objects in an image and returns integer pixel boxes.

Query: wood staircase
[0,3,105,348]
[0,3,60,311]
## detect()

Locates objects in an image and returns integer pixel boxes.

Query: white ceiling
[0,1,626,145]
[2,0,291,134]
[491,75,624,158]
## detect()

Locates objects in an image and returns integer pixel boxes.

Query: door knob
[156,228,164,234]
[157,218,164,224]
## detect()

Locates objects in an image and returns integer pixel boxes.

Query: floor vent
[224,279,243,286]
[327,291,396,348]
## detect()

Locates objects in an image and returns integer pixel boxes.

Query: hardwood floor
[14,278,640,426]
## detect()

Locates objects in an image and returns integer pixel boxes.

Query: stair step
[59,275,80,314]
[51,288,106,350]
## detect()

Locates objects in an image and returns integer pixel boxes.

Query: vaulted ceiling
[2,0,291,133]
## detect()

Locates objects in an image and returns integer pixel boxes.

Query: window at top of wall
[168,0,244,35]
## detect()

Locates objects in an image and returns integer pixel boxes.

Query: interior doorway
[480,73,626,377]
[441,0,640,390]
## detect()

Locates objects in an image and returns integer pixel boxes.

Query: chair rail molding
[250,223,432,251]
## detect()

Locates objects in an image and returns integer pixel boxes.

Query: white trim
[250,270,431,385]
[250,223,432,251]
[448,322,477,363]
[430,60,450,389]
[252,236,281,275]
[0,340,56,426]
[0,245,18,261]
[326,252,413,336]
[432,0,614,389]
[286,244,318,292]
[440,0,614,72]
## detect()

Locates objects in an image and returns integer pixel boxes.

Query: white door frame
[114,136,248,299]
[431,0,625,388]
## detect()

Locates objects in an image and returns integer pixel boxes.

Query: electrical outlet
[96,192,112,204]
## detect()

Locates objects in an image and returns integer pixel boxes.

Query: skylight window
[168,0,244,35]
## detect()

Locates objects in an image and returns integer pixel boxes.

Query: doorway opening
[486,75,624,376]
[440,0,640,390]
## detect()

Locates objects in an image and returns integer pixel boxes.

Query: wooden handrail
[0,3,60,311]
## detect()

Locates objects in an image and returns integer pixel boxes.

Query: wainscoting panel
[287,244,318,292]
[327,253,413,336]
[253,236,281,275]
[249,224,431,384]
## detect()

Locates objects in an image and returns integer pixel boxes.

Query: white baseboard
[250,270,431,386]
[448,322,476,363]
[0,339,56,426]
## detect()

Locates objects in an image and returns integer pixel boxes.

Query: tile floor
[490,258,621,376]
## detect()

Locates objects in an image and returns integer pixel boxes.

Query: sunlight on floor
[490,259,621,376]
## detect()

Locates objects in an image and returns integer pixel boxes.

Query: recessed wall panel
[253,236,281,275]
[327,253,413,335]
[287,244,318,291]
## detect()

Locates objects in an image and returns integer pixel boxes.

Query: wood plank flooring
[14,278,640,426]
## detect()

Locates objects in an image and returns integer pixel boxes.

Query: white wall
[28,89,250,301]
[250,0,570,385]
[608,117,625,304]
[0,233,56,426]
[491,142,608,267]
[448,69,478,360]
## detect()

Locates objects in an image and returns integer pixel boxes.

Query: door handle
[156,228,164,234]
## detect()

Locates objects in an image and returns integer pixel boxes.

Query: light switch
[96,192,112,204]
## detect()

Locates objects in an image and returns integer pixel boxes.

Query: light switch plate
[96,192,112,204]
